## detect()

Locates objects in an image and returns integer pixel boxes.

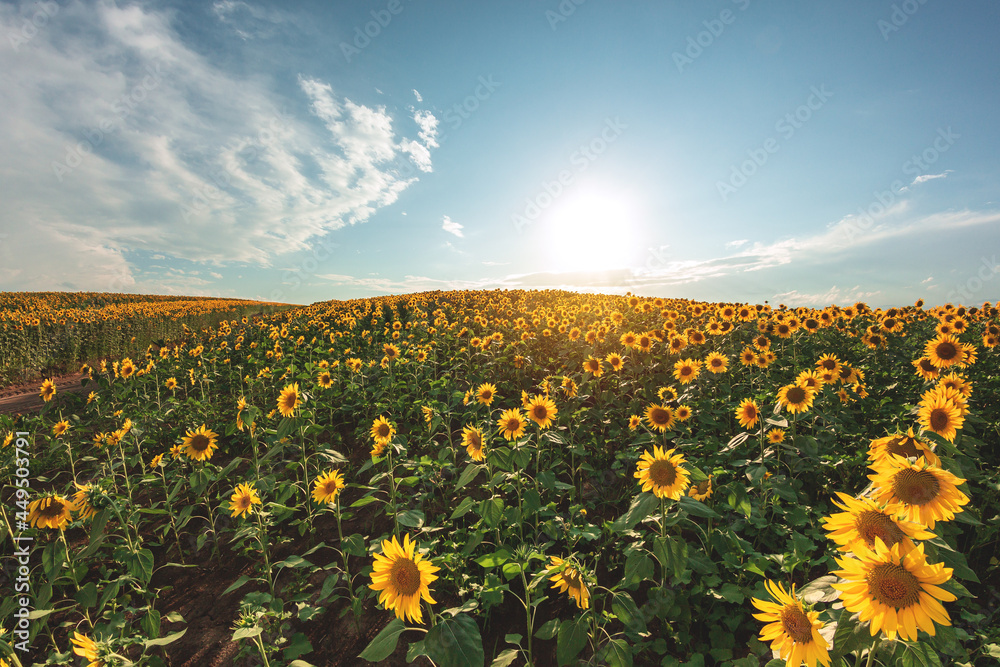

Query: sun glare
[542,191,640,273]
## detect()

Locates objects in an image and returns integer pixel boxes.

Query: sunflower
[71,631,105,667]
[165,376,178,391]
[688,475,712,501]
[461,425,486,462]
[815,354,841,375]
[736,398,760,430]
[546,557,590,610]
[27,494,75,530]
[644,404,675,432]
[628,415,641,431]
[230,483,261,518]
[561,376,578,398]
[937,372,973,399]
[822,493,935,553]
[383,343,400,359]
[370,416,396,446]
[869,456,969,528]
[673,359,701,385]
[916,390,964,442]
[497,408,527,441]
[751,580,830,667]
[620,331,638,348]
[312,469,346,505]
[39,378,56,402]
[476,382,497,406]
[740,347,758,366]
[181,424,219,462]
[52,420,70,437]
[605,352,625,372]
[277,383,301,417]
[583,356,604,377]
[705,352,728,374]
[868,430,939,468]
[658,386,678,402]
[119,358,136,379]
[796,370,825,392]
[924,334,965,369]
[317,371,333,388]
[369,533,440,624]
[634,446,690,499]
[150,453,164,469]
[71,483,99,521]
[777,384,815,414]
[421,405,434,424]
[525,395,558,429]
[675,405,693,422]
[831,539,956,641]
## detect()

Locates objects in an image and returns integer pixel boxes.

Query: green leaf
[283,632,313,661]
[342,533,366,557]
[534,618,559,640]
[622,552,655,588]
[424,613,485,667]
[678,494,720,518]
[455,463,483,490]
[474,549,512,569]
[556,615,589,666]
[798,575,841,604]
[359,618,407,662]
[144,629,187,648]
[276,555,313,569]
[478,497,504,528]
[126,548,155,584]
[232,626,263,641]
[899,641,944,667]
[612,492,659,531]
[598,638,633,667]
[396,509,425,529]
[829,608,873,662]
[74,582,98,608]
[490,648,519,667]
[611,591,646,634]
[350,494,379,508]
[79,509,109,558]
[222,575,251,596]
[450,496,476,520]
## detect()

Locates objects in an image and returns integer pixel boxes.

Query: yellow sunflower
[916,390,964,442]
[52,420,70,437]
[605,352,625,372]
[165,377,178,391]
[688,475,712,501]
[525,394,558,429]
[634,446,690,499]
[39,378,56,402]
[628,415,641,431]
[462,425,485,462]
[644,403,675,432]
[497,408,527,441]
[181,424,219,462]
[313,469,346,505]
[583,356,604,377]
[371,416,396,444]
[317,371,333,388]
[705,352,728,374]
[71,631,104,667]
[868,430,939,468]
[71,483,99,521]
[673,358,702,385]
[924,334,965,368]
[27,494,75,530]
[369,533,440,624]
[675,405,693,422]
[736,398,760,430]
[150,453,164,469]
[912,356,940,381]
[277,382,300,417]
[814,354,841,375]
[751,580,830,667]
[831,539,956,641]
[546,557,590,610]
[767,428,786,444]
[475,382,497,406]
[777,384,815,414]
[868,456,969,528]
[230,482,261,518]
[822,493,935,553]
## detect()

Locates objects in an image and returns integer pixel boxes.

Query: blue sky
[1,0,999,307]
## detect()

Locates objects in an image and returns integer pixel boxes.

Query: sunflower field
[0,292,290,385]
[1,289,999,667]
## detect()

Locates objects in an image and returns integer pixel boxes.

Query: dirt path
[0,372,90,415]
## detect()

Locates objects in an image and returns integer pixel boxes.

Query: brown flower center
[390,558,421,596]
[785,386,807,405]
[867,563,921,609]
[884,435,921,459]
[533,405,549,420]
[40,499,67,519]
[820,359,837,370]
[650,407,671,426]
[929,408,951,432]
[648,460,677,487]
[855,510,905,548]
[376,423,391,438]
[779,605,814,643]
[934,342,958,361]
[504,418,521,432]
[891,469,940,506]
[189,434,210,452]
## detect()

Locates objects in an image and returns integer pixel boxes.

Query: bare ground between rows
[0,372,90,415]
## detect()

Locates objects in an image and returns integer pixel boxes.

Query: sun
[541,190,640,272]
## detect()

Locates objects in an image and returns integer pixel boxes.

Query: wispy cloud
[910,170,952,186]
[725,239,749,249]
[442,215,464,237]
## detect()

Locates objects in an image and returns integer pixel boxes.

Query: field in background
[1,289,998,667]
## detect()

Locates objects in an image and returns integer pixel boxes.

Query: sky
[1,0,999,308]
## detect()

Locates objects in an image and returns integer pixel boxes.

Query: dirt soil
[0,372,90,415]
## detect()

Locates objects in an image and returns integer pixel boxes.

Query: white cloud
[0,1,434,291]
[442,215,464,237]
[772,286,882,308]
[910,170,952,186]
[413,89,423,103]
[725,239,749,249]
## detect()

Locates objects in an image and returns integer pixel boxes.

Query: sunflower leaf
[556,615,589,666]
[359,618,407,662]
[455,463,482,490]
[424,613,485,667]
[612,492,659,532]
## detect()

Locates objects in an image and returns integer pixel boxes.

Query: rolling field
[1,289,998,667]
